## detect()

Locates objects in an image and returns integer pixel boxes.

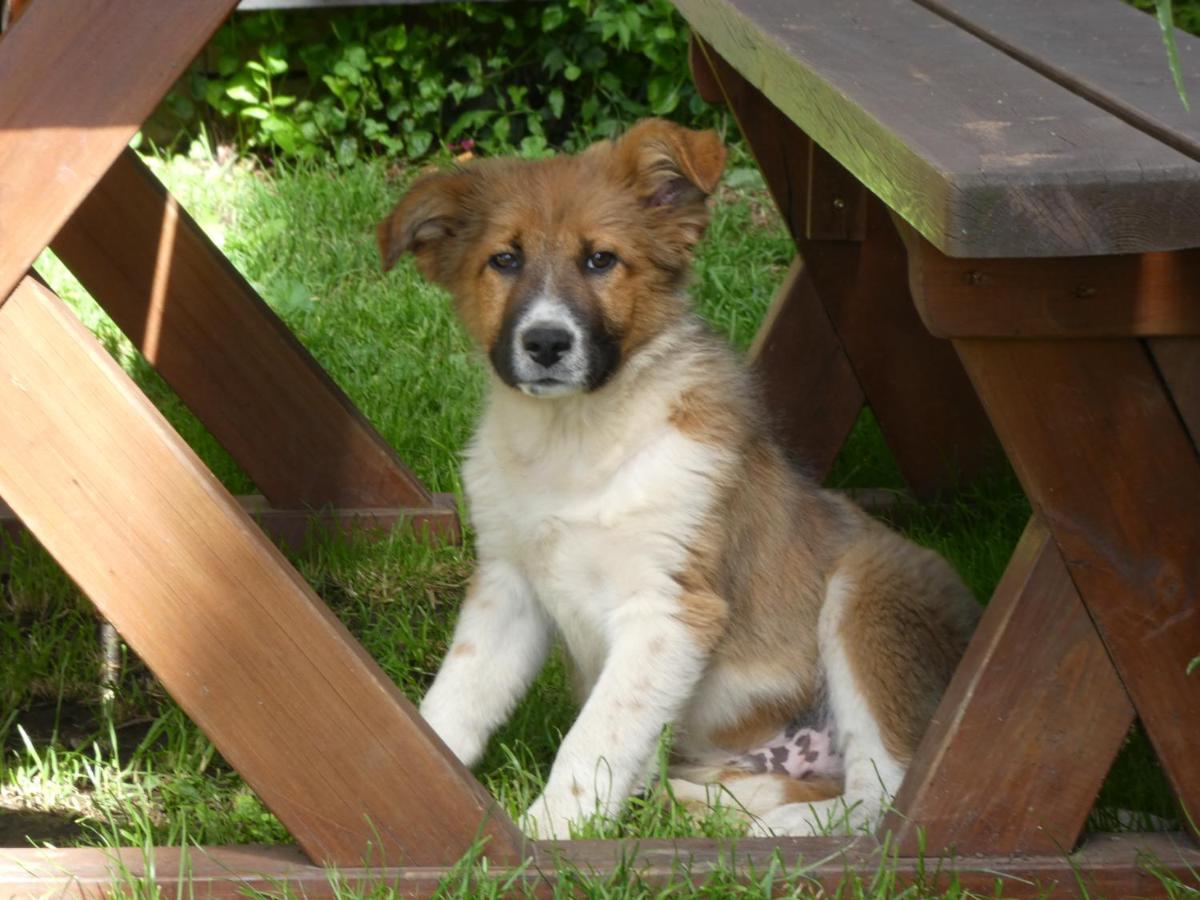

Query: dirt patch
[0,808,88,847]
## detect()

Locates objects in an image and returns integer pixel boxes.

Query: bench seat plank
[677,0,1200,257]
[920,0,1200,163]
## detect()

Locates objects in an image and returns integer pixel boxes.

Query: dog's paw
[521,794,577,840]
[748,798,867,838]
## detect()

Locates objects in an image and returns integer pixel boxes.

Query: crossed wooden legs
[0,0,500,870]
[695,36,1200,858]
[0,276,523,867]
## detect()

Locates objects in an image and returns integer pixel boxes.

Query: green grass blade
[1157,0,1192,111]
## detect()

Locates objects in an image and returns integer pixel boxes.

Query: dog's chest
[465,406,723,681]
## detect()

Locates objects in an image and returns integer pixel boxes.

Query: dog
[377,119,980,839]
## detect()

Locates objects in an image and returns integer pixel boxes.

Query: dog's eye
[585,251,617,273]
[489,251,521,272]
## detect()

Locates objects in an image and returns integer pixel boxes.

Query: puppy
[378,119,979,839]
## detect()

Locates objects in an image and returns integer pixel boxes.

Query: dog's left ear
[377,168,474,283]
[615,118,727,244]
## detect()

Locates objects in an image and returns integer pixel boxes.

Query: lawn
[0,143,1184,895]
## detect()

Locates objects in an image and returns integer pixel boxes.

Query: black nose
[522,326,573,368]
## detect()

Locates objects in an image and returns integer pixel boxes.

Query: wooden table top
[675,0,1200,258]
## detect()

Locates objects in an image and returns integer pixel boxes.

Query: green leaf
[1189,655,1199,675]
[225,84,259,105]
[1156,0,1191,110]
[542,4,566,30]
[336,136,359,166]
[406,129,433,157]
[549,87,565,119]
[492,115,512,145]
[564,63,582,81]
[652,75,681,114]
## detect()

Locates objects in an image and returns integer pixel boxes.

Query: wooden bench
[1,0,1198,895]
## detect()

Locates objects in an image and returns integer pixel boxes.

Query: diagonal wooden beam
[0,0,241,303]
[51,149,451,524]
[884,518,1136,855]
[945,329,1200,833]
[0,276,524,866]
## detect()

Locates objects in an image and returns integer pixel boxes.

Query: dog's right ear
[377,169,473,281]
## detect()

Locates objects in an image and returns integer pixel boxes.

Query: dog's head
[377,119,726,397]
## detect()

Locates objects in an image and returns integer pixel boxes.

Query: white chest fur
[464,374,724,690]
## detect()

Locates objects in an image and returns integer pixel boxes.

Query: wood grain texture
[3,834,1198,898]
[885,519,1135,856]
[905,244,1200,338]
[0,494,460,550]
[699,42,1000,494]
[0,0,239,303]
[52,149,447,518]
[952,333,1200,829]
[0,277,523,867]
[917,0,1200,164]
[1151,338,1200,452]
[674,0,1200,257]
[747,258,865,479]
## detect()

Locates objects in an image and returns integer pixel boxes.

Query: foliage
[1129,0,1200,108]
[156,0,713,163]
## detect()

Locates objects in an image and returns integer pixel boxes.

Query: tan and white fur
[378,119,980,839]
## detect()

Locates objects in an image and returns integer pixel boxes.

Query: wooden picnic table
[679,0,1200,873]
[0,0,1198,895]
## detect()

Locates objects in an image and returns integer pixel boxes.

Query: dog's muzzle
[491,295,616,397]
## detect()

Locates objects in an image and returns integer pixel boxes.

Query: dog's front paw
[522,794,578,840]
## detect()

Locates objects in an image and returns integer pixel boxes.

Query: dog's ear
[377,169,474,281]
[615,118,726,218]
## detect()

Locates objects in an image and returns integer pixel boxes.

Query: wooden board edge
[2,834,1196,897]
[0,494,461,548]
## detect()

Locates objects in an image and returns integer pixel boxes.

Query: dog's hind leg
[751,542,975,837]
[668,770,842,824]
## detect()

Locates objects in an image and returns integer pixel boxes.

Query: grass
[0,143,1186,895]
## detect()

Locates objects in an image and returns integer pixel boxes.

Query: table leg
[49,149,456,537]
[691,39,1000,495]
[0,276,523,867]
[883,519,1135,855]
[954,335,1200,833]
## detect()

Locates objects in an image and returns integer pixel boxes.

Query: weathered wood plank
[0,0,239,303]
[0,277,523,866]
[52,149,449,521]
[917,0,1200,164]
[747,259,865,479]
[950,331,1200,829]
[2,834,1198,897]
[0,494,459,549]
[903,243,1200,338]
[674,0,1200,257]
[885,519,1135,856]
[1151,338,1200,452]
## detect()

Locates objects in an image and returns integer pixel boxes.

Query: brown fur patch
[835,533,980,763]
[707,700,798,751]
[450,641,475,658]
[674,589,729,652]
[668,385,745,447]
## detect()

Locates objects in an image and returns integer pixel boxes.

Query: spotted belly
[728,719,843,780]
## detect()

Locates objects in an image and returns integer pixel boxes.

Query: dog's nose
[522,326,573,368]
